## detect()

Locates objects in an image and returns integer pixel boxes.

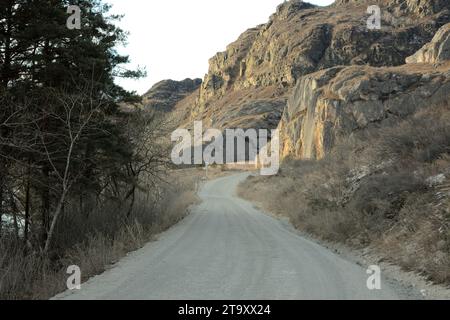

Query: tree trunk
[0,1,13,238]
[0,160,9,239]
[0,175,3,238]
[43,188,68,254]
[79,192,84,215]
[126,186,136,219]
[1,1,13,88]
[10,193,19,240]
[24,167,31,243]
[41,166,50,247]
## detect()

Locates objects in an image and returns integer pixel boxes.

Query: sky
[108,0,335,94]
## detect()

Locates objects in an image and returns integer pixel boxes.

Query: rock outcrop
[406,22,450,64]
[395,0,450,17]
[157,0,450,162]
[335,0,450,17]
[279,21,450,160]
[142,78,201,112]
[187,0,449,130]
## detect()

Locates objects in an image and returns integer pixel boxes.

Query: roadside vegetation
[239,102,450,285]
[0,172,199,299]
[0,0,199,299]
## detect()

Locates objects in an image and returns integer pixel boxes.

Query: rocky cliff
[279,21,450,159]
[185,0,449,131]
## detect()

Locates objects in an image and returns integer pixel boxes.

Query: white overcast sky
[108,0,335,94]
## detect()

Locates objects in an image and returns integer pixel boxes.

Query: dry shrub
[374,192,450,283]
[0,237,63,299]
[349,171,424,222]
[377,102,450,164]
[0,170,201,300]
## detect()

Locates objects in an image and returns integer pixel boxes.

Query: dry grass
[0,170,203,300]
[239,102,450,285]
[0,219,155,300]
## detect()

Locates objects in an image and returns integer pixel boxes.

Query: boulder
[406,23,450,64]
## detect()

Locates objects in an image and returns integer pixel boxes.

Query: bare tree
[31,87,107,253]
[122,110,171,218]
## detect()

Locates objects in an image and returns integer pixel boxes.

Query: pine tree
[0,0,145,249]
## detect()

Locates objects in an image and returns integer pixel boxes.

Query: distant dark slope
[142,78,202,112]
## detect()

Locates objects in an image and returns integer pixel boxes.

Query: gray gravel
[55,173,401,300]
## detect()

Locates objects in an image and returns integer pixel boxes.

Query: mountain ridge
[163,0,450,135]
[144,0,450,160]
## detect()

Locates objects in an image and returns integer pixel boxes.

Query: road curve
[55,173,401,300]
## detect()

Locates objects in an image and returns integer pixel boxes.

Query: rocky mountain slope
[142,78,201,112]
[279,22,450,159]
[178,0,450,132]
[146,0,450,162]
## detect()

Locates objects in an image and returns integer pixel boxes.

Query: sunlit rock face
[406,23,450,64]
[279,22,450,160]
[187,0,449,132]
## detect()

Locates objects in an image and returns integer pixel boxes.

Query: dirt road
[56,173,402,300]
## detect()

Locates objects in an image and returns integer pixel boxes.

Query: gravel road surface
[55,173,401,300]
